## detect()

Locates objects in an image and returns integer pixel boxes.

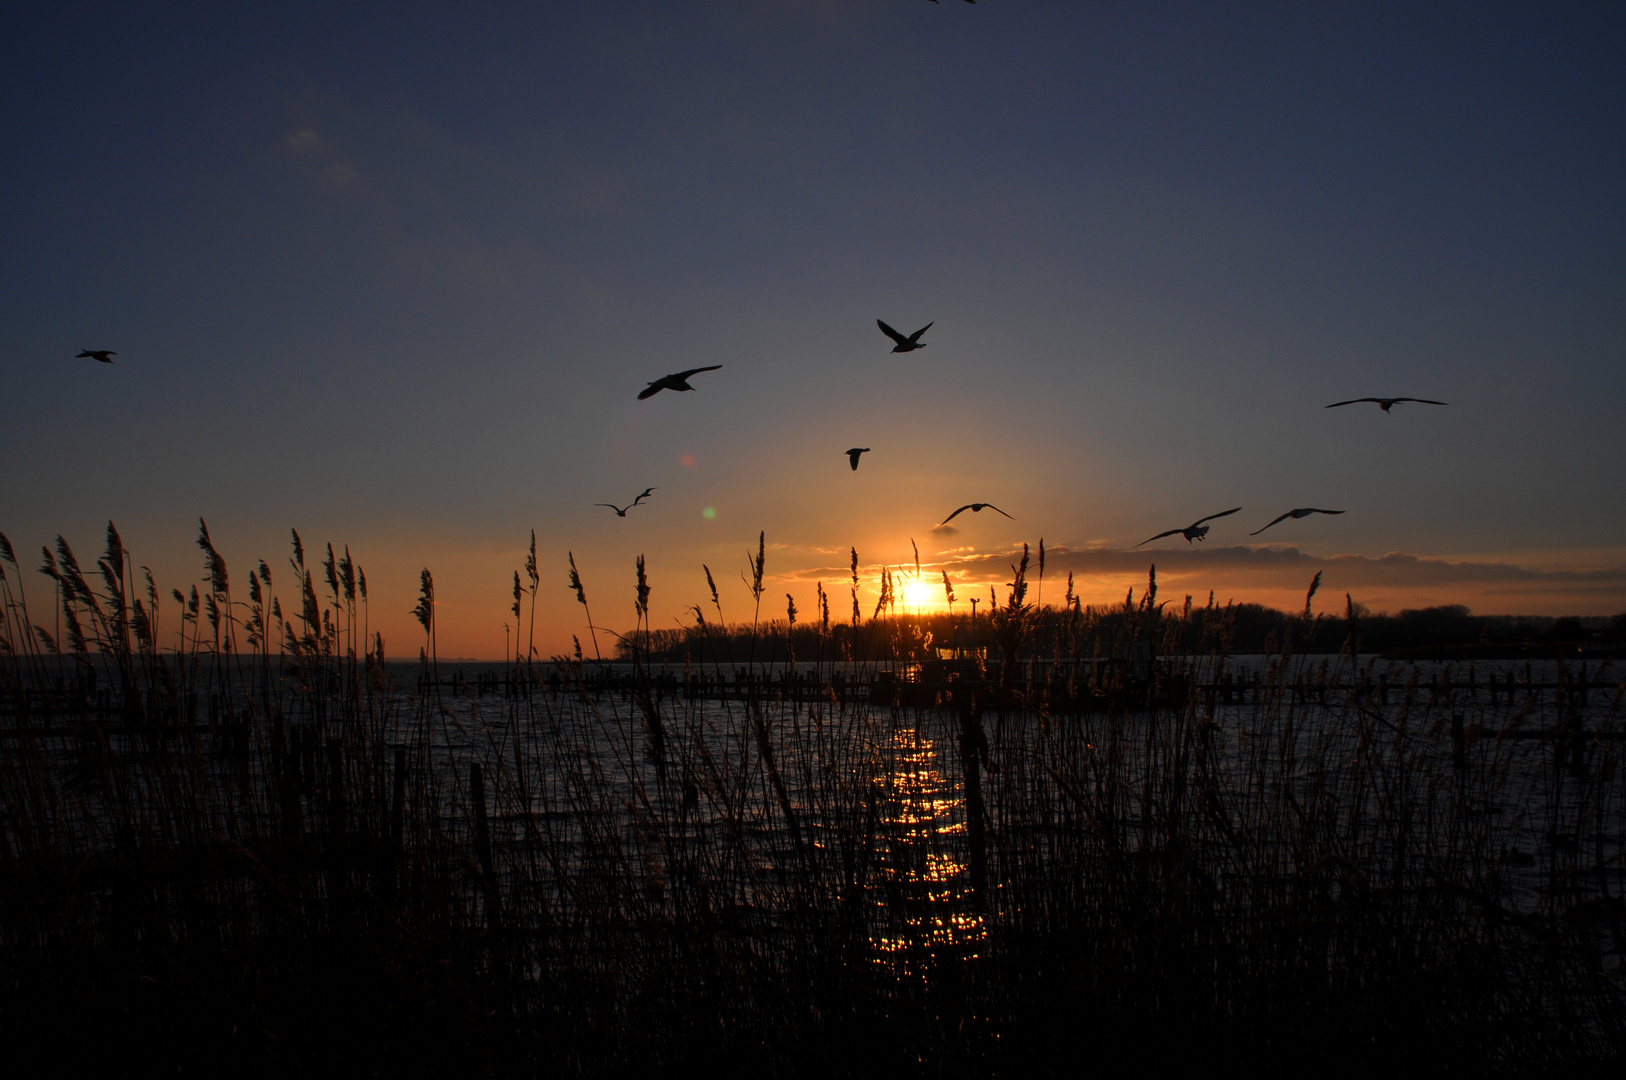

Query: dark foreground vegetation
[625,593,1626,665]
[1,525,1623,1075]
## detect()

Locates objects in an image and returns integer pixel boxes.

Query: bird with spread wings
[596,488,657,517]
[877,320,932,353]
[1325,397,1447,413]
[637,365,722,400]
[1138,507,1242,547]
[1251,508,1345,535]
[939,502,1013,526]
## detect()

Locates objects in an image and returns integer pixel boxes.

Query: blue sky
[3,2,1623,655]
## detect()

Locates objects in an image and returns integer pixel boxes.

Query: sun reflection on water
[870,722,987,971]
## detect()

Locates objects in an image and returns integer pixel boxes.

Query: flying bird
[75,350,116,364]
[877,320,932,353]
[846,447,871,471]
[940,503,1014,526]
[1250,508,1345,536]
[637,365,722,400]
[1324,397,1447,413]
[1137,507,1243,548]
[597,488,657,517]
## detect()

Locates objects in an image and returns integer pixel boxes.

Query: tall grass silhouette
[0,521,1621,1073]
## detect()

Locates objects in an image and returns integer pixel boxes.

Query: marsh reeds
[0,523,1621,1074]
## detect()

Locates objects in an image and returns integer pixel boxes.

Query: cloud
[742,544,1626,615]
[930,524,959,536]
[281,124,367,194]
[1027,545,1626,587]
[938,545,1626,615]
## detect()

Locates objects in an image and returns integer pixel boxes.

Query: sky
[2,1,1624,658]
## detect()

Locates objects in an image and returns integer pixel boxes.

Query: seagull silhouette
[846,447,871,471]
[638,365,722,400]
[1138,507,1243,547]
[1325,397,1447,413]
[940,503,1014,526]
[597,488,657,517]
[877,320,932,353]
[1251,508,1345,536]
[75,350,116,364]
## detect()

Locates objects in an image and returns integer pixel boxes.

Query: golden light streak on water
[869,723,987,971]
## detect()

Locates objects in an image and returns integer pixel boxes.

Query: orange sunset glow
[4,6,1623,1074]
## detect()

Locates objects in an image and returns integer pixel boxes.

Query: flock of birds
[70,321,1445,545]
[57,0,1448,557]
[606,316,1448,540]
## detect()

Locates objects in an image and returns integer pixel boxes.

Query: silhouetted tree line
[618,603,1626,664]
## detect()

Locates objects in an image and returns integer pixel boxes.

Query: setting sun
[5,5,1624,1072]
[902,579,938,609]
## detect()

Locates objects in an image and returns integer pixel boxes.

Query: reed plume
[0,523,1618,1075]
